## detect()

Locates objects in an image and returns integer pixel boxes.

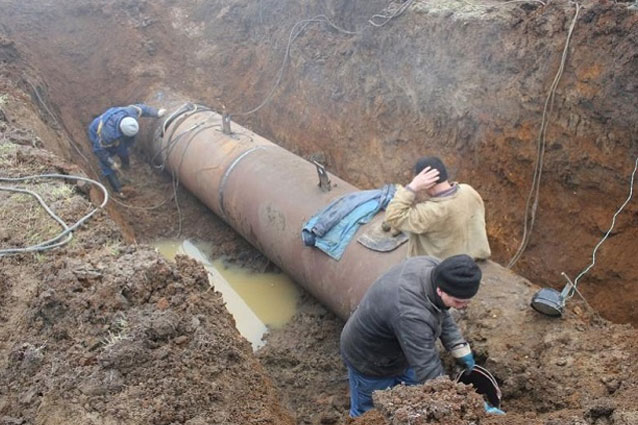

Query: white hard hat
[119,117,139,137]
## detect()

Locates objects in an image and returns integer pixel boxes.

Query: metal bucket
[455,365,502,408]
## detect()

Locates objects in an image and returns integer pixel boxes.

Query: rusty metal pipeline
[144,103,406,319]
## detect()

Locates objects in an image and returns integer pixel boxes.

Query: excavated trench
[1,1,638,424]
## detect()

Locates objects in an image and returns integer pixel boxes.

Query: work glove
[484,401,505,415]
[157,108,166,118]
[451,342,475,371]
[107,157,120,172]
[381,221,402,237]
[458,352,475,371]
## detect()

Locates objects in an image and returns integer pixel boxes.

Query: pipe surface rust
[146,103,406,319]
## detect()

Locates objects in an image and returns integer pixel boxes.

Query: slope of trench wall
[1,0,637,324]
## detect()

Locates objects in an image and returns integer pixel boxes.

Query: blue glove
[484,401,505,415]
[458,352,475,371]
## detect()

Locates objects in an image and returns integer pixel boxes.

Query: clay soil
[1,1,638,424]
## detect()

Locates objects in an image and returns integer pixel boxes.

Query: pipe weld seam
[218,146,269,219]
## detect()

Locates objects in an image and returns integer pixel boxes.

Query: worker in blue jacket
[88,103,166,195]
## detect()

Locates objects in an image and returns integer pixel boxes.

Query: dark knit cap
[414,156,448,183]
[432,254,481,299]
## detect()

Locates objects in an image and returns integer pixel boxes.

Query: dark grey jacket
[340,256,467,382]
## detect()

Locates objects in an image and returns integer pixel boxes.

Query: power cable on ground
[24,78,60,130]
[0,173,108,256]
[369,0,416,27]
[231,0,427,119]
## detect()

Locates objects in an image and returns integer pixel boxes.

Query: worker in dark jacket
[340,254,483,417]
[88,103,165,195]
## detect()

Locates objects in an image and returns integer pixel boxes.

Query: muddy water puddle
[153,239,300,350]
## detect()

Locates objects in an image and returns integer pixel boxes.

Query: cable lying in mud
[152,103,223,236]
[24,78,60,130]
[369,0,415,27]
[23,76,99,174]
[0,173,108,256]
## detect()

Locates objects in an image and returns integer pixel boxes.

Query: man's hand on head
[407,166,440,192]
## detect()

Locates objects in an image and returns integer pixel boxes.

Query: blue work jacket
[88,104,159,162]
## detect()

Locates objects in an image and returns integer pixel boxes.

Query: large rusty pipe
[145,104,406,319]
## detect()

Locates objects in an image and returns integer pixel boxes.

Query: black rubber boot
[106,173,122,193]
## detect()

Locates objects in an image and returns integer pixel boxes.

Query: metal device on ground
[530,273,575,317]
[529,155,638,318]
[455,365,502,409]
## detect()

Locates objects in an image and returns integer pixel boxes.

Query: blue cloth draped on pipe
[302,184,396,260]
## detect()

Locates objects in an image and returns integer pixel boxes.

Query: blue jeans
[346,363,418,417]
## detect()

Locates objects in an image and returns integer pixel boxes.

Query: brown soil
[365,377,486,425]
[0,120,293,423]
[2,1,638,424]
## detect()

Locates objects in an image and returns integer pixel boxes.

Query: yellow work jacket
[384,183,491,260]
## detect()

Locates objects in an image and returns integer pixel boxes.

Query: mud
[256,293,349,425]
[0,114,293,424]
[1,0,638,424]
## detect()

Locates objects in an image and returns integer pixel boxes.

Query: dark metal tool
[530,273,575,317]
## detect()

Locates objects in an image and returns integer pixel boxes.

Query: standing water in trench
[153,239,300,350]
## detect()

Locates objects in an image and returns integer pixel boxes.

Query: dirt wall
[3,3,638,423]
[1,0,637,324]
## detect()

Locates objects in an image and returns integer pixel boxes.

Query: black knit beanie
[414,156,448,182]
[432,254,481,299]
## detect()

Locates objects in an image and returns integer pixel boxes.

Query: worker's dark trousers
[106,173,122,193]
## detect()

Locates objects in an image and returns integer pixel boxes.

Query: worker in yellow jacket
[384,156,491,260]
